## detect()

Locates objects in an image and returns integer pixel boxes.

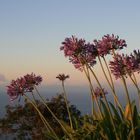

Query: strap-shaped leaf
[109,102,122,122]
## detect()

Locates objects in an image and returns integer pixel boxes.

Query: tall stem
[79,58,95,117]
[62,81,73,129]
[121,76,135,140]
[84,65,94,116]
[103,57,117,108]
[82,64,103,119]
[112,49,135,139]
[129,74,140,108]
[34,87,74,140]
[103,56,115,89]
[31,92,57,134]
[78,57,103,119]
[31,92,53,133]
[98,56,123,112]
[23,94,59,140]
[129,74,140,92]
[133,73,138,85]
[88,65,119,139]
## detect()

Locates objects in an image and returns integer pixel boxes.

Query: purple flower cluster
[130,50,140,73]
[7,73,42,101]
[94,87,108,98]
[60,36,97,70]
[109,50,140,79]
[109,54,126,79]
[60,34,127,70]
[93,34,127,56]
[56,74,69,81]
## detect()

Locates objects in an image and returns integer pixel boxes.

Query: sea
[0,84,139,118]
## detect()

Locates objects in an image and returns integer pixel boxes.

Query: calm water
[0,85,139,118]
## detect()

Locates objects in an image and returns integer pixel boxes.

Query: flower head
[60,36,97,70]
[60,36,86,57]
[94,34,127,56]
[7,73,42,101]
[110,50,140,79]
[23,73,42,89]
[94,87,108,98]
[7,79,25,101]
[109,54,126,79]
[130,50,140,73]
[56,74,69,81]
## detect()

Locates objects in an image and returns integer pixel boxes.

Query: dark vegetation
[0,94,81,140]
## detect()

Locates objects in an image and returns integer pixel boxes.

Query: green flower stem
[98,56,123,112]
[78,57,96,117]
[129,74,140,93]
[34,87,74,140]
[23,94,59,140]
[133,73,138,85]
[103,56,115,89]
[112,49,134,139]
[62,81,73,130]
[87,65,119,140]
[31,92,36,103]
[121,76,135,140]
[25,94,49,131]
[84,65,103,119]
[31,91,52,132]
[86,65,103,119]
[129,74,140,108]
[78,57,103,119]
[102,57,117,108]
[31,91,58,135]
[84,65,95,117]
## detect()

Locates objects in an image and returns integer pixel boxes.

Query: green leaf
[109,102,122,122]
[100,100,110,120]
[118,106,124,120]
[133,105,139,127]
[124,102,130,119]
[124,100,135,120]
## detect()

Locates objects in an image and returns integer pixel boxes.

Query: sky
[0,0,140,87]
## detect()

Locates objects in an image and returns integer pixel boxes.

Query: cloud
[0,74,7,83]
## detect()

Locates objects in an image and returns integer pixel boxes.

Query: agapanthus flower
[56,74,69,81]
[109,54,127,79]
[122,54,138,75]
[7,79,25,101]
[94,34,127,56]
[130,50,140,73]
[84,43,98,66]
[23,73,42,90]
[94,87,108,98]
[7,73,42,101]
[110,50,140,79]
[60,36,86,57]
[60,36,97,70]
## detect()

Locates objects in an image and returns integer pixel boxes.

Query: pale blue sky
[0,0,140,85]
